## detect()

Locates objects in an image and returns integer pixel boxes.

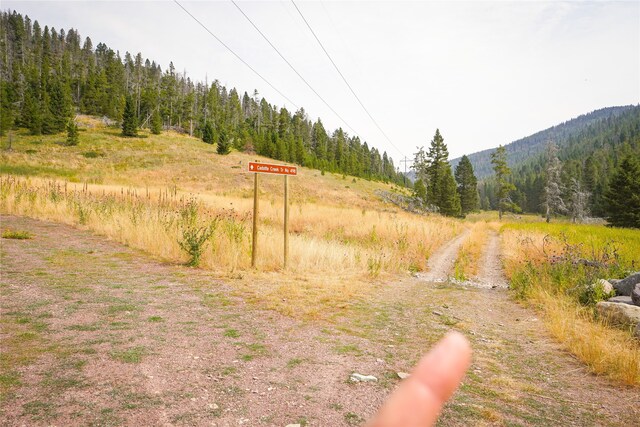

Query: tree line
[0,10,404,184]
[477,106,640,220]
[412,129,479,218]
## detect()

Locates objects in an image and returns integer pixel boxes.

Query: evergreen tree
[438,165,462,217]
[150,109,162,134]
[603,155,640,228]
[66,119,79,146]
[413,179,427,203]
[425,129,449,203]
[216,128,231,155]
[46,76,73,133]
[202,122,214,144]
[121,95,138,137]
[454,155,479,214]
[412,129,460,216]
[491,145,515,220]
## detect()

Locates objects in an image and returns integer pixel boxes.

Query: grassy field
[2,121,640,391]
[1,123,461,320]
[501,222,640,385]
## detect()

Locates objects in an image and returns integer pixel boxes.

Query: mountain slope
[451,105,638,179]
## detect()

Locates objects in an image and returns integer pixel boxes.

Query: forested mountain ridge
[451,105,637,180]
[476,105,640,216]
[0,10,404,184]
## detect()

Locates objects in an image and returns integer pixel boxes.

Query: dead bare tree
[543,141,567,223]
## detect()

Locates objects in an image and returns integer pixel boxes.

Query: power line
[230,0,361,137]
[173,0,299,109]
[290,0,406,158]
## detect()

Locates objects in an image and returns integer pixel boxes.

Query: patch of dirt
[1,215,638,427]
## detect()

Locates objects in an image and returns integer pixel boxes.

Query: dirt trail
[474,230,508,288]
[420,228,470,281]
[2,216,639,427]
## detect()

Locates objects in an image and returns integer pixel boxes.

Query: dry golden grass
[501,229,640,386]
[453,221,500,280]
[1,175,460,318]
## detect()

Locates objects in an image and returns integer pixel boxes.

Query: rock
[594,279,614,295]
[285,424,301,427]
[350,373,378,382]
[596,301,640,327]
[613,272,640,296]
[632,284,640,307]
[432,311,443,316]
[397,372,410,379]
[608,296,635,305]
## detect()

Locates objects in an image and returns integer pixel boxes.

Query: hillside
[0,10,404,187]
[450,105,638,179]
[0,116,403,210]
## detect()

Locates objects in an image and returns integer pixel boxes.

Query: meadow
[2,122,639,388]
[0,122,461,319]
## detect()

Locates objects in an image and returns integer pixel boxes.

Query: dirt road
[1,216,638,426]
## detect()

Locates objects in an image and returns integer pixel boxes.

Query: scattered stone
[208,403,219,410]
[596,301,640,328]
[608,296,635,305]
[397,372,410,379]
[376,358,384,364]
[632,284,640,307]
[432,311,443,316]
[613,272,640,296]
[350,373,378,382]
[593,279,614,295]
[285,424,301,427]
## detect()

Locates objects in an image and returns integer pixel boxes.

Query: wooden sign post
[248,161,298,269]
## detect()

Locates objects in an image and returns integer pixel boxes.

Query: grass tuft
[2,229,33,239]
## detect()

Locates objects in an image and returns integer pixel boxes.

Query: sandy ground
[1,215,638,426]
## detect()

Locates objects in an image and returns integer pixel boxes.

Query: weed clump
[177,199,218,267]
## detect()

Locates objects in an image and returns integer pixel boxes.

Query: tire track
[420,228,470,282]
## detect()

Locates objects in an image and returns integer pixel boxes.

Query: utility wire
[291,0,406,158]
[231,0,362,138]
[173,0,299,109]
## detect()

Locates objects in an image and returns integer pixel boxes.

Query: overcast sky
[6,0,640,162]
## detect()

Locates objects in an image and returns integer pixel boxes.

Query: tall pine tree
[150,109,162,135]
[603,155,640,228]
[454,155,479,215]
[121,95,138,137]
[216,128,231,155]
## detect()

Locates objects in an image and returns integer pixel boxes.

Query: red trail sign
[248,162,297,176]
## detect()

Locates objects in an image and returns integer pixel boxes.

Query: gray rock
[613,272,640,296]
[350,373,378,382]
[609,279,621,285]
[608,296,635,305]
[397,372,410,379]
[632,284,640,307]
[596,301,640,327]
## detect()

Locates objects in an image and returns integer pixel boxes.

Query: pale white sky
[6,0,640,163]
